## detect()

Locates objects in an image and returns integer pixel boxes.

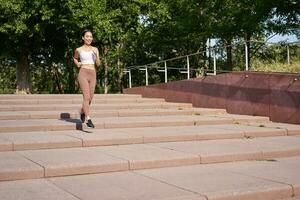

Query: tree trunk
[208,38,212,70]
[117,43,123,93]
[53,65,63,94]
[54,72,63,94]
[202,39,207,67]
[16,51,32,94]
[104,46,109,94]
[225,38,233,71]
[66,55,75,93]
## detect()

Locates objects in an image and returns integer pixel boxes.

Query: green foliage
[249,43,300,73]
[0,0,299,93]
[0,59,16,94]
[251,61,300,73]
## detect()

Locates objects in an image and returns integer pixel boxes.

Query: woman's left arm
[93,47,101,66]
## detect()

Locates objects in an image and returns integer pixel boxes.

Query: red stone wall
[124,72,300,124]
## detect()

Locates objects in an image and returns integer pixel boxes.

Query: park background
[0,0,299,94]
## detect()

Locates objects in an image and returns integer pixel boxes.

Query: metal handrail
[123,40,300,88]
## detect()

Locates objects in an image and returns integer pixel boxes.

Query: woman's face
[82,32,93,45]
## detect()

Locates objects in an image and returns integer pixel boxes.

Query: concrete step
[0,124,296,152]
[0,108,227,120]
[0,114,271,133]
[285,198,300,200]
[0,136,300,181]
[0,93,299,200]
[243,122,300,136]
[0,97,165,105]
[0,94,142,100]
[0,102,193,111]
[1,156,299,200]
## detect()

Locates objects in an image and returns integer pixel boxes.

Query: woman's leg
[88,71,97,106]
[84,69,96,128]
[78,69,91,118]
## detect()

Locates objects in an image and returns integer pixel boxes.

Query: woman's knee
[83,95,91,102]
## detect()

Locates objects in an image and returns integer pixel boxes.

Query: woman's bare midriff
[81,64,95,70]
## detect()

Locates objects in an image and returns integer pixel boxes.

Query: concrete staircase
[0,94,300,200]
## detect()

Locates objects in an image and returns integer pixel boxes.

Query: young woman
[73,30,100,128]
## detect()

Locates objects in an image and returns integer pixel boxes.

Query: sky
[208,33,299,47]
[268,34,298,43]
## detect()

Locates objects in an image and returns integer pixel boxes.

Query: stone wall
[124,72,300,124]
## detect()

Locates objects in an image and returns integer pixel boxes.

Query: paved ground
[0,94,300,200]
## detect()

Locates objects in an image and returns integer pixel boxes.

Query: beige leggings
[78,68,96,118]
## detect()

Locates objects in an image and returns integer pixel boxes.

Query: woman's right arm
[73,48,81,68]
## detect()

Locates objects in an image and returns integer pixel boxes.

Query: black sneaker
[86,119,95,128]
[80,112,85,123]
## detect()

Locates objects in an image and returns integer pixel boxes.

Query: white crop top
[79,51,96,65]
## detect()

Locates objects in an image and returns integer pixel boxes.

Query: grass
[250,60,300,73]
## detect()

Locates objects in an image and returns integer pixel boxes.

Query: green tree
[68,0,143,93]
[0,0,60,93]
[0,0,298,93]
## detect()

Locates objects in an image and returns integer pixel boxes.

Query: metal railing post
[139,66,148,86]
[245,42,249,71]
[186,56,190,79]
[213,50,217,75]
[123,69,132,88]
[164,61,168,83]
[128,69,132,88]
[287,45,290,65]
[145,66,148,86]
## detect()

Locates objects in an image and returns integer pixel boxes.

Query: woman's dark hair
[81,29,93,44]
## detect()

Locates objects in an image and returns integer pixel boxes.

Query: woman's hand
[73,48,81,68]
[93,47,101,66]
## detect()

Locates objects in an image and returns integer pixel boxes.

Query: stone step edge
[1,144,300,182]
[0,126,292,152]
[0,103,193,112]
[0,109,227,120]
[0,115,271,133]
[0,117,246,133]
[0,98,166,105]
[0,158,299,200]
[0,94,142,99]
